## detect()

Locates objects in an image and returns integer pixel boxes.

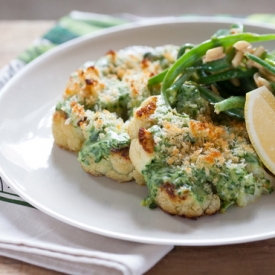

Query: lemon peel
[245,86,275,175]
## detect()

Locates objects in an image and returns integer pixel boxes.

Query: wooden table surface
[1,20,275,275]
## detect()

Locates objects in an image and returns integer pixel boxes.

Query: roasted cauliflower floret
[61,45,179,118]
[52,110,85,152]
[52,45,178,183]
[52,97,87,152]
[77,110,144,184]
[129,95,273,218]
[154,182,220,218]
[128,96,159,183]
[78,110,134,182]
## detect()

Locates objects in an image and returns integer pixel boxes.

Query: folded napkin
[0,198,172,275]
[0,11,174,275]
[1,11,275,275]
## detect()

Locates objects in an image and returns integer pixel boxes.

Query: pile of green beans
[148,24,275,119]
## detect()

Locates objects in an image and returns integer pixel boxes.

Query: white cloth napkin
[0,179,173,275]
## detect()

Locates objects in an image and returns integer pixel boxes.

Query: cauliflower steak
[129,95,273,218]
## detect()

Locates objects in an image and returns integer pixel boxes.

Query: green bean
[199,47,235,72]
[212,28,232,38]
[148,44,195,86]
[264,52,275,66]
[165,70,195,105]
[162,33,275,104]
[212,23,244,38]
[147,68,168,86]
[199,57,230,72]
[177,43,195,59]
[196,84,224,102]
[214,96,245,114]
[265,57,275,67]
[220,108,245,119]
[245,52,275,75]
[198,68,257,84]
[216,77,257,96]
[230,23,244,33]
[196,85,244,119]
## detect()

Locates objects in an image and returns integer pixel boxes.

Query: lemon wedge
[245,86,275,175]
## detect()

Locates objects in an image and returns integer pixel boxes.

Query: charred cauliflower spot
[52,45,178,183]
[129,95,273,218]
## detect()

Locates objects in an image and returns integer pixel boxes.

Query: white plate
[1,17,275,246]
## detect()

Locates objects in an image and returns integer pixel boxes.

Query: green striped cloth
[18,11,130,64]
